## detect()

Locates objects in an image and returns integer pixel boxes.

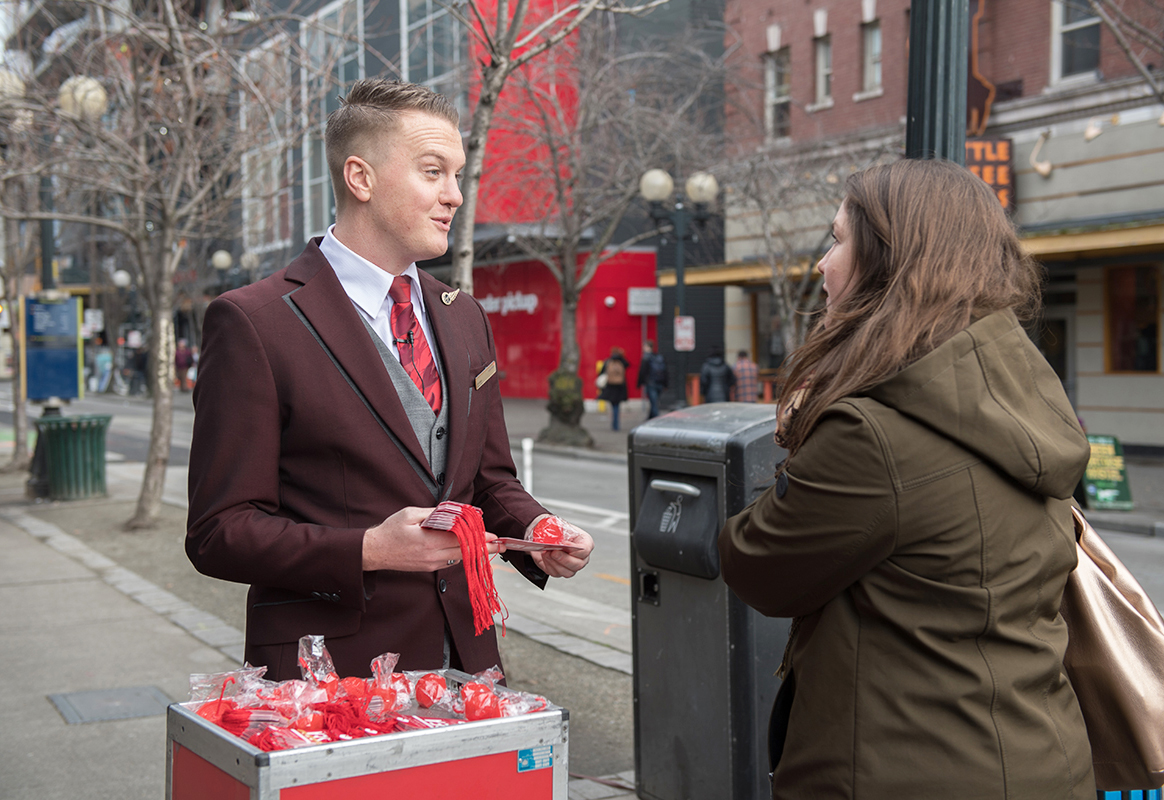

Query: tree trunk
[451,68,508,296]
[3,213,30,471]
[125,259,175,530]
[538,284,592,447]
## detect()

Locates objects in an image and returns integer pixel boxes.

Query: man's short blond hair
[325,79,460,211]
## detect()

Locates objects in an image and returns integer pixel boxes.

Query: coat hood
[863,310,1089,499]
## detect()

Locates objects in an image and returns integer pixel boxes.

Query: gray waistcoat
[360,316,449,490]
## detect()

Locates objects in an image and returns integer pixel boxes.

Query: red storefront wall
[474,250,658,400]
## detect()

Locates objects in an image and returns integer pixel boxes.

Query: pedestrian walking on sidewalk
[698,345,735,403]
[175,339,194,392]
[637,340,668,419]
[598,346,630,431]
[187,79,594,682]
[731,350,758,402]
[719,159,1095,799]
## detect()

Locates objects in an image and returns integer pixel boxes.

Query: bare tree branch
[1087,0,1164,106]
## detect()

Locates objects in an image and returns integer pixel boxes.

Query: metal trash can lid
[34,414,113,431]
[629,403,776,462]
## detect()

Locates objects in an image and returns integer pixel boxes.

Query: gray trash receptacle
[629,403,791,800]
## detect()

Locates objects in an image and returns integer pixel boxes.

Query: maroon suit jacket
[186,241,547,680]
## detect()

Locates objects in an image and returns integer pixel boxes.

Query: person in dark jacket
[598,346,631,430]
[698,344,735,403]
[636,340,668,419]
[718,160,1093,799]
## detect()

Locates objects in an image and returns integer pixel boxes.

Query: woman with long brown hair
[719,159,1094,799]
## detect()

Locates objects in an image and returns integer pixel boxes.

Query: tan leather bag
[1061,506,1164,791]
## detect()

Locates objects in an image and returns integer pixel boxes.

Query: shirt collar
[320,225,427,318]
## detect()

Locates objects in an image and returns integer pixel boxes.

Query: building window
[764,48,791,139]
[402,0,469,117]
[1106,265,1160,372]
[241,41,294,255]
[1052,0,1100,83]
[814,36,832,105]
[862,21,882,92]
[301,0,365,240]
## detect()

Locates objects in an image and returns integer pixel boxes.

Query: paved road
[15,386,1164,639]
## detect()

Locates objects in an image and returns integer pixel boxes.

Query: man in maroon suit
[186,80,593,681]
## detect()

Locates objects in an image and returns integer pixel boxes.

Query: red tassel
[451,505,502,636]
[424,502,503,636]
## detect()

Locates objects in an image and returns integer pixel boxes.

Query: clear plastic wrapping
[187,636,555,751]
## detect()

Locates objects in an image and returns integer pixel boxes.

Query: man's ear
[343,155,374,204]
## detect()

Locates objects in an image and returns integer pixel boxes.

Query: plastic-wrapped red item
[415,673,447,708]
[404,669,457,713]
[394,714,467,731]
[530,516,567,544]
[186,639,556,753]
[498,690,551,717]
[529,516,587,549]
[297,635,338,688]
[462,682,501,720]
[368,653,411,718]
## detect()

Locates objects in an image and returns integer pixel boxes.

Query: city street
[4,385,1164,800]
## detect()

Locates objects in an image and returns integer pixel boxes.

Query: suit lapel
[419,271,471,495]
[285,243,434,478]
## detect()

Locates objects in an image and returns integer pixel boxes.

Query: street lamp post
[639,169,719,405]
[905,0,969,162]
[26,75,109,498]
[212,249,233,293]
[41,76,108,292]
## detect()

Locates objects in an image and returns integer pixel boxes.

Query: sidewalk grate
[47,686,171,724]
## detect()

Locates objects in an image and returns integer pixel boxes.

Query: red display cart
[166,698,569,799]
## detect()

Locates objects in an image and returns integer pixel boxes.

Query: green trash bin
[33,415,112,501]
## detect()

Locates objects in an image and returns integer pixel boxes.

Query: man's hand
[523,515,594,579]
[362,506,499,572]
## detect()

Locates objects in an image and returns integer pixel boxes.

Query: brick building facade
[700,0,1164,449]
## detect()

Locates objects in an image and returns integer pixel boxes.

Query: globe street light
[639,169,719,319]
[640,169,719,405]
[58,76,109,121]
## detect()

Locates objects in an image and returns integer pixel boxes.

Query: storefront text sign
[965,137,1014,213]
[628,288,662,316]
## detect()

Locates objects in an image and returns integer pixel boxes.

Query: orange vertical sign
[965,137,1015,213]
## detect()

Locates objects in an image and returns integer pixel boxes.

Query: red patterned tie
[388,275,442,414]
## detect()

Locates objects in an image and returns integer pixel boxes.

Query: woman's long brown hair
[775,159,1044,462]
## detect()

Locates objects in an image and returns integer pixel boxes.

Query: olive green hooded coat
[719,310,1095,799]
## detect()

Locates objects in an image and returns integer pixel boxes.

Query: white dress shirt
[320,225,438,364]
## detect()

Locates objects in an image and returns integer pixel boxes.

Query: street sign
[82,308,104,339]
[23,295,83,401]
[674,316,695,352]
[628,287,662,316]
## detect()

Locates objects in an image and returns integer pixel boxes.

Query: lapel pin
[441,289,460,306]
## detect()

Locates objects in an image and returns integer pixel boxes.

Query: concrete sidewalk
[0,472,238,800]
[0,469,637,800]
[0,398,641,800]
[2,395,1161,800]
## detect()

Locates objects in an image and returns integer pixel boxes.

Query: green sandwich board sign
[1082,434,1134,511]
